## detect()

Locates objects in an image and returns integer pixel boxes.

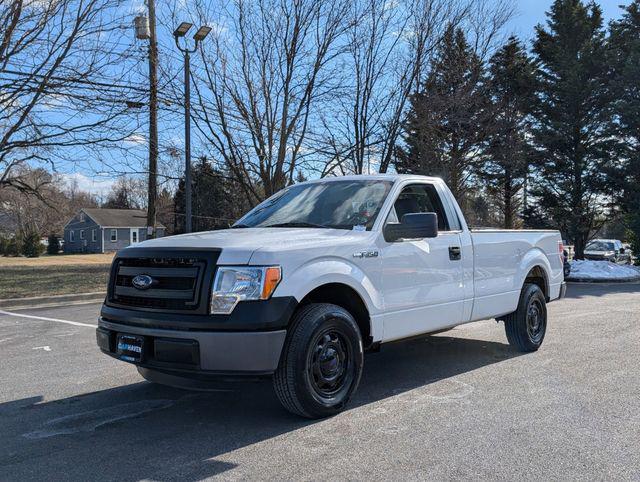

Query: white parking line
[0,309,95,328]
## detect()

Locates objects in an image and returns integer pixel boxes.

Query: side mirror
[384,212,438,242]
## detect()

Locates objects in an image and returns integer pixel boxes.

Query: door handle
[449,246,461,261]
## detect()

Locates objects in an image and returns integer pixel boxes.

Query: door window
[131,230,138,243]
[387,184,450,231]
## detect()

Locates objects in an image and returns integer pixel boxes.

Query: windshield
[234,180,393,230]
[586,241,614,251]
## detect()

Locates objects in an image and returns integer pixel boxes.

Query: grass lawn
[0,252,114,267]
[0,253,114,299]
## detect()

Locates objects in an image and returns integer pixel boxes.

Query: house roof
[80,208,166,229]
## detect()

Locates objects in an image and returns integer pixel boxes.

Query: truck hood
[127,227,372,264]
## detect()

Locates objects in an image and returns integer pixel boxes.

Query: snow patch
[568,260,640,281]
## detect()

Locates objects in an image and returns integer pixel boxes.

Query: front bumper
[97,319,286,374]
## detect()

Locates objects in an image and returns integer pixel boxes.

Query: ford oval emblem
[132,274,154,290]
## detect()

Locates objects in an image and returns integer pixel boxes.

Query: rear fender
[518,248,552,295]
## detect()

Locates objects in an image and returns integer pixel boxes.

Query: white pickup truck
[97,174,565,418]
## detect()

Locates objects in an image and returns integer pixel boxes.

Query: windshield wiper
[265,221,330,229]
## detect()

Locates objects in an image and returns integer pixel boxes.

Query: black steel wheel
[307,328,355,403]
[273,303,363,418]
[526,296,546,345]
[504,283,547,352]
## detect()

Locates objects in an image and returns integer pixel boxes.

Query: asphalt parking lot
[1,283,639,481]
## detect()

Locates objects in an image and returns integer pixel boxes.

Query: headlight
[210,266,281,314]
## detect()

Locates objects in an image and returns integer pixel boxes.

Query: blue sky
[64,0,633,196]
[507,0,629,40]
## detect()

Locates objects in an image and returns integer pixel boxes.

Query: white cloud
[59,172,116,196]
[125,133,146,145]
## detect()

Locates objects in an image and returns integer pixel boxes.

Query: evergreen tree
[46,234,61,255]
[5,237,21,257]
[0,235,8,256]
[174,157,240,233]
[529,0,614,258]
[609,0,640,263]
[21,232,44,258]
[482,37,536,229]
[396,25,492,201]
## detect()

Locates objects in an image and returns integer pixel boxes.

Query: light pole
[174,23,211,233]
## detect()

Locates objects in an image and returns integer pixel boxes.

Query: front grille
[106,249,220,314]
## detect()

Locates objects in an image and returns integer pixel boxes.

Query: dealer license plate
[116,334,144,363]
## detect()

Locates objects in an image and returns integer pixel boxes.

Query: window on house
[92,229,97,242]
[80,230,85,240]
[70,230,75,242]
[110,229,117,242]
[79,212,85,222]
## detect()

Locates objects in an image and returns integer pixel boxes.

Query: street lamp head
[193,26,212,41]
[174,22,193,38]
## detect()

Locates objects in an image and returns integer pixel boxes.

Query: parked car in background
[584,239,632,265]
[563,249,571,278]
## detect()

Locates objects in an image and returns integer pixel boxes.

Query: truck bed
[468,229,564,322]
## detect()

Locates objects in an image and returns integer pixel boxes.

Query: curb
[566,277,640,284]
[0,292,106,310]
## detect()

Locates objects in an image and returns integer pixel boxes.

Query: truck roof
[302,174,443,184]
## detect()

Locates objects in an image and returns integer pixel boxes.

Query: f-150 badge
[353,250,379,258]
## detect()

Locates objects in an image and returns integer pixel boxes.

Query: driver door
[380,183,465,342]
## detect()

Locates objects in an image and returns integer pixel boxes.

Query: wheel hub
[309,332,349,395]
[526,298,545,342]
[319,346,340,376]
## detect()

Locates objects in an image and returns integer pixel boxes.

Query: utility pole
[146,0,159,238]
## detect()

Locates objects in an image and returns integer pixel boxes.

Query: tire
[503,283,547,352]
[273,303,364,418]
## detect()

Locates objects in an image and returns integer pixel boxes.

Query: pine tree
[46,234,61,255]
[529,0,614,258]
[396,25,491,201]
[174,157,244,233]
[22,231,44,258]
[482,37,536,229]
[609,0,640,263]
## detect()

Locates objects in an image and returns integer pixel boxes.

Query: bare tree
[0,167,98,235]
[0,0,144,194]
[318,0,469,176]
[101,176,147,210]
[188,0,351,203]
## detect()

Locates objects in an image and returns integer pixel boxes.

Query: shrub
[4,237,21,257]
[47,233,61,255]
[0,236,8,256]
[21,232,44,258]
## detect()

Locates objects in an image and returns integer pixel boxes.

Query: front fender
[274,256,382,316]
